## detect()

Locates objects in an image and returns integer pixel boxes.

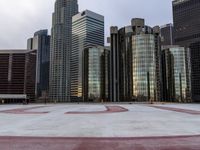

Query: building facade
[173,0,200,102]
[83,46,110,102]
[71,10,104,101]
[49,0,78,102]
[173,0,200,46]
[162,46,191,102]
[27,29,50,99]
[0,50,36,103]
[189,42,200,102]
[162,49,175,102]
[110,18,162,102]
[160,23,174,46]
[110,27,119,102]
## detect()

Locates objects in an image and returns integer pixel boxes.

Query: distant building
[110,18,162,102]
[71,10,104,101]
[173,0,200,102]
[162,46,191,102]
[0,49,36,103]
[49,0,78,102]
[83,46,110,102]
[160,24,174,46]
[27,29,50,100]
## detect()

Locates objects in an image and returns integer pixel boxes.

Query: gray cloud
[0,0,172,49]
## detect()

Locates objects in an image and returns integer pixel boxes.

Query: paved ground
[0,103,199,149]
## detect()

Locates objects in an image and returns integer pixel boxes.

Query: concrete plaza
[0,103,200,149]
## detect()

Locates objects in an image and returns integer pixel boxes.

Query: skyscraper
[71,10,104,101]
[28,30,50,99]
[161,49,175,102]
[162,46,191,102]
[189,41,200,102]
[110,18,162,102]
[49,0,78,102]
[160,23,174,46]
[173,0,200,46]
[110,27,119,102]
[173,0,200,102]
[83,46,110,102]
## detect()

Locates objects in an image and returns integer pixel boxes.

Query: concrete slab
[0,103,199,149]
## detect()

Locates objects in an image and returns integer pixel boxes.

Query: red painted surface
[151,105,200,115]
[0,135,199,150]
[0,106,49,114]
[65,106,128,114]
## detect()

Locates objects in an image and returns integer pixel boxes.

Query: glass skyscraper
[27,30,50,99]
[110,18,162,102]
[83,46,110,102]
[49,0,78,102]
[162,46,191,102]
[71,10,104,101]
[162,49,175,102]
[132,34,157,101]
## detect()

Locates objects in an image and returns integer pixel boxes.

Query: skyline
[0,0,173,49]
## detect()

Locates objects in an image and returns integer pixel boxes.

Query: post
[147,72,151,103]
[179,73,183,102]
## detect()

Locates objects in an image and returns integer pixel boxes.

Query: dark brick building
[0,49,36,103]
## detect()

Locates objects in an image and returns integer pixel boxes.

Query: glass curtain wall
[132,34,156,101]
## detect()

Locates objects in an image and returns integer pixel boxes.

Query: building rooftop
[173,0,190,6]
[0,49,36,54]
[0,94,27,99]
[160,23,173,29]
[72,9,104,22]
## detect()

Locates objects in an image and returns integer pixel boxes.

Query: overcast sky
[0,0,173,49]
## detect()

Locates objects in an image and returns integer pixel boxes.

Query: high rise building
[161,49,175,102]
[0,49,36,103]
[83,46,110,102]
[189,41,200,102]
[173,0,200,102]
[162,46,191,102]
[110,27,119,102]
[49,0,78,102]
[71,10,104,101]
[110,18,162,102]
[27,30,50,99]
[173,0,200,46]
[160,23,174,46]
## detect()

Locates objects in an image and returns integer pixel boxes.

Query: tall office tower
[49,0,78,102]
[161,49,175,102]
[173,0,200,102]
[27,30,50,99]
[110,27,119,102]
[110,18,162,102]
[0,49,36,103]
[83,46,110,102]
[189,41,200,102]
[162,46,191,102]
[71,10,104,101]
[160,23,174,46]
[173,0,200,46]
